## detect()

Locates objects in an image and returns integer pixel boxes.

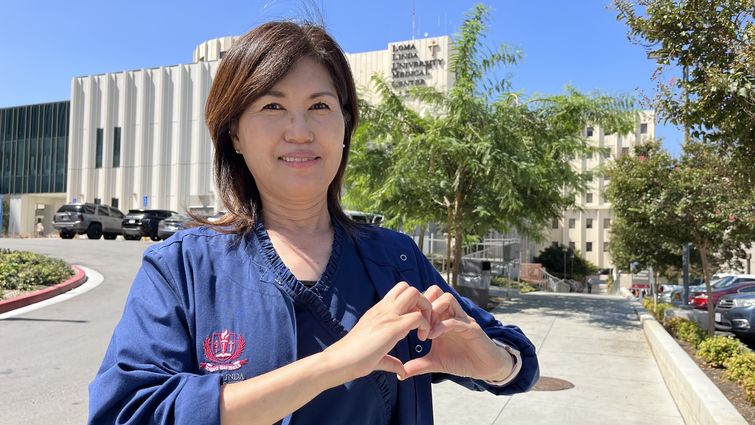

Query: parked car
[714,290,755,337]
[691,277,755,310]
[122,209,177,241]
[668,274,737,304]
[157,213,192,240]
[53,203,125,240]
[345,210,384,225]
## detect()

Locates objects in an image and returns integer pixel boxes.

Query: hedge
[0,249,73,291]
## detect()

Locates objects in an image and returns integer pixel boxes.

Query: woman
[89,21,538,425]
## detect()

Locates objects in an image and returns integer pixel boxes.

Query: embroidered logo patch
[200,329,249,372]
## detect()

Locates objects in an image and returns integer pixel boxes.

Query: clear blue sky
[0,0,682,155]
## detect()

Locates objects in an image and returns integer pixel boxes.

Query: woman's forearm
[219,350,349,425]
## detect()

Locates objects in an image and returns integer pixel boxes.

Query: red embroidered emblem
[199,329,249,372]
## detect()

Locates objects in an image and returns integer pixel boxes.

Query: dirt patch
[0,287,44,302]
[677,340,755,424]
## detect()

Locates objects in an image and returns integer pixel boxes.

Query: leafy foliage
[696,336,745,368]
[615,0,755,166]
[675,319,706,347]
[533,243,598,281]
[0,249,74,291]
[723,351,755,385]
[346,4,635,286]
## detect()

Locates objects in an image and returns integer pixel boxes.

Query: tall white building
[536,111,656,272]
[66,35,453,215]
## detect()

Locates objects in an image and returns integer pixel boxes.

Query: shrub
[743,374,755,405]
[655,303,673,321]
[697,336,744,368]
[0,249,73,291]
[724,352,755,385]
[519,282,538,293]
[665,316,689,336]
[676,320,707,348]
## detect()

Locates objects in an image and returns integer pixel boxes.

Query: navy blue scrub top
[255,221,400,425]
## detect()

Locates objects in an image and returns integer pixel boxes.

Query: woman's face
[232,57,345,205]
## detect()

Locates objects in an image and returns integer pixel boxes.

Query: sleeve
[88,248,222,425]
[406,236,540,395]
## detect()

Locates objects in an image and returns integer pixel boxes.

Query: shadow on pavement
[494,293,640,332]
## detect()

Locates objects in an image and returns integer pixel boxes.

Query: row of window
[95,127,121,169]
[585,123,647,138]
[553,240,609,253]
[92,197,121,209]
[582,147,632,160]
[552,218,612,229]
[0,102,69,194]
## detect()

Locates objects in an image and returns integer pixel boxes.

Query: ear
[228,122,240,150]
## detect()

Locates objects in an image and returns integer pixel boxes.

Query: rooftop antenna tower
[411,0,416,40]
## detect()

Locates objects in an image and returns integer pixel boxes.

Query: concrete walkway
[433,291,685,425]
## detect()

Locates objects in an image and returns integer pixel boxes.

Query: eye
[262,103,282,111]
[311,102,330,110]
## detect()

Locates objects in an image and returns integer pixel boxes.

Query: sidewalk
[433,290,685,425]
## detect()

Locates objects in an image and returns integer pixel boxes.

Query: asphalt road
[0,237,155,425]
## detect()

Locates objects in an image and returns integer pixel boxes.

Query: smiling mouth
[279,156,319,163]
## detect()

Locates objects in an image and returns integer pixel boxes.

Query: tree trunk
[451,187,463,290]
[698,244,715,336]
[446,207,453,285]
[418,224,426,256]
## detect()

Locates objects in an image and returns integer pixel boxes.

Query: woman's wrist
[482,340,522,385]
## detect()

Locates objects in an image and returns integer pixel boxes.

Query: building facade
[536,111,656,272]
[0,101,69,236]
[65,35,453,216]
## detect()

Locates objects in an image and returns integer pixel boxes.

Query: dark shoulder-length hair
[199,21,360,235]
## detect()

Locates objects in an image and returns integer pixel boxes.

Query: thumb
[402,355,439,379]
[375,354,407,377]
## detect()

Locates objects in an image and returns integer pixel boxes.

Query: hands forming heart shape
[324,282,514,383]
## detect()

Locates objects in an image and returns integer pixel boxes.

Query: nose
[284,111,313,143]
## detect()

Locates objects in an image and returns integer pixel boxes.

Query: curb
[627,295,749,425]
[0,266,88,314]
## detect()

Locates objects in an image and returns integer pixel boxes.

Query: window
[568,218,575,229]
[552,241,559,247]
[621,147,629,157]
[568,241,575,251]
[586,218,593,229]
[551,219,559,229]
[640,123,648,134]
[586,242,593,252]
[604,242,610,252]
[586,127,593,137]
[111,198,119,209]
[94,198,101,205]
[604,218,611,228]
[95,128,103,169]
[586,193,593,203]
[113,127,121,168]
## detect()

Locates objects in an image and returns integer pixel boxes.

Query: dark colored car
[691,278,755,310]
[53,203,125,240]
[157,213,192,240]
[714,289,755,337]
[122,209,177,241]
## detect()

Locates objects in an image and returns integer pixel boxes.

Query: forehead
[266,57,337,94]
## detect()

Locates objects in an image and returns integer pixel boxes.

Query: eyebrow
[265,90,339,100]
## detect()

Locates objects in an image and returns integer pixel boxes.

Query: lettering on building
[390,41,445,90]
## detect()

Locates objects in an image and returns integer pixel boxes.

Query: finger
[432,292,468,320]
[375,354,407,377]
[423,285,444,303]
[428,317,472,339]
[402,354,439,379]
[383,281,410,302]
[395,310,430,337]
[394,287,433,340]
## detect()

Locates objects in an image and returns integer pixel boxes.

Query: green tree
[606,140,754,335]
[346,4,635,288]
[615,0,755,168]
[533,244,598,281]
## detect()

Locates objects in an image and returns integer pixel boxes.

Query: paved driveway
[0,238,153,425]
